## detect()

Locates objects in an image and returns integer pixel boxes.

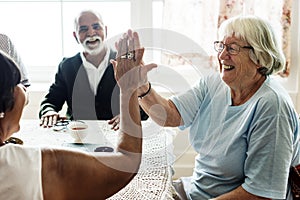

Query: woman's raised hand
[111,29,156,92]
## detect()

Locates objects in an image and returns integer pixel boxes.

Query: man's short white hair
[74,9,104,32]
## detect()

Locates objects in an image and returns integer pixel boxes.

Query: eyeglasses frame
[214,41,253,55]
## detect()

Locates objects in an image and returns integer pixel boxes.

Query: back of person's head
[218,15,286,75]
[74,9,104,32]
[0,50,21,114]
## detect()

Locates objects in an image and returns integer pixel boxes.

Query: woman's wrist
[138,82,151,99]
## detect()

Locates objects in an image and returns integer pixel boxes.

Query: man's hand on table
[40,111,66,128]
[108,115,120,131]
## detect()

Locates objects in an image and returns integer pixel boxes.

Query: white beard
[81,36,105,55]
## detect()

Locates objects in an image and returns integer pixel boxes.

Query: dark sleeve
[39,60,69,118]
[140,106,149,121]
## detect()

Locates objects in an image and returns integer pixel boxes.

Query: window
[0,1,62,68]
[0,0,163,84]
[1,0,299,104]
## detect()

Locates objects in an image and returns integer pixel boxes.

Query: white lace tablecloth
[14,119,176,200]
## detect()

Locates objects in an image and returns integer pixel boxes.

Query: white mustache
[83,36,102,45]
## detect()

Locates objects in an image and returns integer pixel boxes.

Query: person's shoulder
[61,52,81,62]
[0,33,12,45]
[0,33,10,40]
[59,53,82,67]
[256,76,295,110]
[0,144,41,158]
[261,76,290,100]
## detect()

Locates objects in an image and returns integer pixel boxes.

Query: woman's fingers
[133,31,141,51]
[113,29,155,88]
[121,33,128,58]
[135,47,144,64]
[128,30,135,54]
[144,63,158,72]
[139,63,157,85]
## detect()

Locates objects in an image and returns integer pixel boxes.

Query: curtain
[281,0,292,76]
[162,0,292,77]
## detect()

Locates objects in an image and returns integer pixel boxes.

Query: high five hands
[110,29,157,91]
[109,29,156,130]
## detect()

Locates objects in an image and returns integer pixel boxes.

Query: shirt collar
[80,46,110,70]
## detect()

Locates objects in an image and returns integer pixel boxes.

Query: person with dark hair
[129,16,300,199]
[39,10,148,128]
[0,28,153,198]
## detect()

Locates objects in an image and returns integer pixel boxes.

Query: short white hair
[74,9,104,32]
[218,15,285,75]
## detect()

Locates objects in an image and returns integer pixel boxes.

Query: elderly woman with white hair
[131,15,300,199]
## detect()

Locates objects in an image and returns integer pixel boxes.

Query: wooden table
[14,119,176,199]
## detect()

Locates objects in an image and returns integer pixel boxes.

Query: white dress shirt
[80,46,110,95]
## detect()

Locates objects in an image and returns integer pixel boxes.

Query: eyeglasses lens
[214,42,239,55]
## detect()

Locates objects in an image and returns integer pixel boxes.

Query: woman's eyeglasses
[214,41,253,55]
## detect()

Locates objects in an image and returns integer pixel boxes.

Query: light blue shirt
[171,73,300,199]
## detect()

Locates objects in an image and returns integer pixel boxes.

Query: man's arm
[39,61,69,127]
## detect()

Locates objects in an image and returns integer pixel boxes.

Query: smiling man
[39,10,148,128]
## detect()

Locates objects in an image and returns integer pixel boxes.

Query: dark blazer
[39,50,148,120]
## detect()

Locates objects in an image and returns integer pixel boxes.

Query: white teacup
[67,121,88,143]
